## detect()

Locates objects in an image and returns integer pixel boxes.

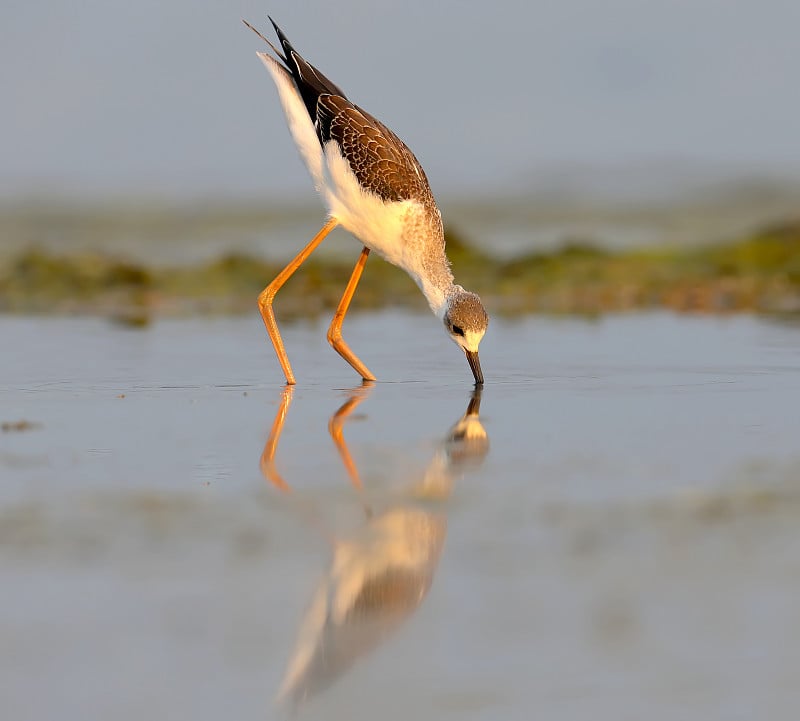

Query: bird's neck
[418,272,456,320]
[402,209,455,318]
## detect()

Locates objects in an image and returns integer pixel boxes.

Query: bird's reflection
[260,384,489,708]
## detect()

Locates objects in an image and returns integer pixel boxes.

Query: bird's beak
[465,350,484,386]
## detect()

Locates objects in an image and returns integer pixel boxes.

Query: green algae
[1,220,798,318]
[483,221,800,315]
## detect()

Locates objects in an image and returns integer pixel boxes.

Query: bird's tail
[243,17,348,119]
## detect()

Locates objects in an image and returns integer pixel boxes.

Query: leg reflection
[259,384,294,492]
[328,381,375,490]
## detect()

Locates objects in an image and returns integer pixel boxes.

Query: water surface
[2,312,799,720]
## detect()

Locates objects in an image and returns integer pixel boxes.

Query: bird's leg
[258,217,339,385]
[327,381,374,489]
[259,385,295,491]
[327,246,376,381]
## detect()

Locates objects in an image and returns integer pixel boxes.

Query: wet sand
[2,312,800,720]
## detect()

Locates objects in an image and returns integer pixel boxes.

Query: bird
[244,18,488,386]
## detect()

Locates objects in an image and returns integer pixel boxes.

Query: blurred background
[3,0,800,201]
[2,0,799,315]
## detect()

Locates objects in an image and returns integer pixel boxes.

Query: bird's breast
[321,142,432,272]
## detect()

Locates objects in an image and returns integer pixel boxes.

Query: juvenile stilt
[246,19,489,385]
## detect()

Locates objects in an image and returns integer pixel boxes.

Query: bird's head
[443,288,489,385]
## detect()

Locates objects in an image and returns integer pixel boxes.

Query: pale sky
[2,0,799,201]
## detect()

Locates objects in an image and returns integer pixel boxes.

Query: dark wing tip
[268,16,295,61]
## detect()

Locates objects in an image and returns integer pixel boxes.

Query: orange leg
[327,246,376,381]
[259,385,294,491]
[258,217,339,385]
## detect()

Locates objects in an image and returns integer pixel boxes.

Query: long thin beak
[465,350,484,386]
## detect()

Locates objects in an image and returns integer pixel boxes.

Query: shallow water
[2,312,800,720]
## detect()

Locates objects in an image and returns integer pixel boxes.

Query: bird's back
[258,19,439,213]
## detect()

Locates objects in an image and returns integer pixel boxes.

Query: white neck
[417,276,458,319]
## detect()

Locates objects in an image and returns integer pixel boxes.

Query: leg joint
[326,322,341,347]
[258,286,275,309]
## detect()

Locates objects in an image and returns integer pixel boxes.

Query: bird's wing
[247,19,435,206]
[316,94,434,204]
[266,18,347,123]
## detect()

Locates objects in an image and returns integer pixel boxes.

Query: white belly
[321,141,425,272]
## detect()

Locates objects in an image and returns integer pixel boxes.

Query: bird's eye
[452,325,465,337]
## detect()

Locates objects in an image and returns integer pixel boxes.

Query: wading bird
[245,18,488,385]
